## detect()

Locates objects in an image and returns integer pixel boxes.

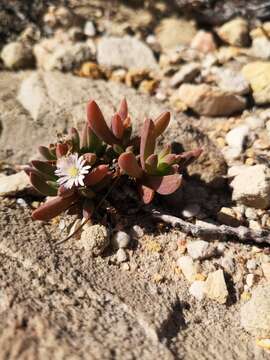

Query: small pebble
[189,281,205,301]
[16,198,27,207]
[182,204,201,218]
[246,273,255,288]
[84,21,96,37]
[247,259,257,271]
[131,225,144,239]
[112,231,130,249]
[117,249,128,263]
[187,240,211,260]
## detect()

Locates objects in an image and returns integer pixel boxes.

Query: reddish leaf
[70,127,80,152]
[30,173,58,197]
[92,173,112,192]
[87,100,118,145]
[31,160,57,181]
[117,98,128,121]
[140,119,156,170]
[154,112,170,138]
[57,185,75,198]
[56,143,68,158]
[83,199,95,219]
[176,148,203,168]
[32,195,77,221]
[144,174,182,195]
[84,165,109,186]
[111,113,124,139]
[123,115,131,128]
[138,184,155,204]
[118,152,144,179]
[145,154,158,168]
[38,146,56,160]
[83,152,97,166]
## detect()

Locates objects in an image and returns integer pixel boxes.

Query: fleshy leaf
[84,165,109,186]
[138,184,155,204]
[83,153,97,166]
[38,146,56,160]
[176,148,203,168]
[154,112,170,138]
[118,98,128,121]
[140,119,156,170]
[144,174,182,195]
[118,152,144,179]
[145,154,158,175]
[56,143,68,158]
[83,199,95,219]
[31,160,57,181]
[87,100,118,145]
[111,113,124,139]
[32,195,76,221]
[70,127,80,152]
[30,173,58,197]
[58,185,75,198]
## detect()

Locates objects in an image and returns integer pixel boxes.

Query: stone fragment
[216,18,249,47]
[97,36,158,70]
[262,263,270,281]
[170,63,200,88]
[187,240,210,260]
[181,204,200,218]
[79,224,109,256]
[189,281,205,301]
[214,68,250,95]
[242,62,270,104]
[204,269,228,304]
[178,84,246,116]
[116,249,128,263]
[191,30,216,53]
[225,125,249,150]
[1,41,34,69]
[230,165,270,209]
[217,207,242,227]
[241,285,270,337]
[177,256,198,282]
[155,18,197,51]
[0,172,30,196]
[221,256,235,274]
[84,21,96,37]
[250,37,270,60]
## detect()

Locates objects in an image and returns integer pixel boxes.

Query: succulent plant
[26,99,202,222]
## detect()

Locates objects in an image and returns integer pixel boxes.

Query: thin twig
[55,178,119,246]
[149,208,270,246]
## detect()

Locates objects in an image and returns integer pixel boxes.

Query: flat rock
[241,285,270,337]
[230,164,270,209]
[213,68,250,95]
[170,63,200,88]
[178,84,246,116]
[187,240,210,260]
[0,171,30,196]
[204,269,228,304]
[0,71,226,187]
[242,62,270,104]
[177,256,198,282]
[97,36,158,70]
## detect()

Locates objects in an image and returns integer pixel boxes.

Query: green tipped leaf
[118,152,144,179]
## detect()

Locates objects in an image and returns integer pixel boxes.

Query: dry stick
[149,208,270,246]
[55,178,119,246]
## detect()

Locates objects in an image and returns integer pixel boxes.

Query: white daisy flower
[55,153,91,189]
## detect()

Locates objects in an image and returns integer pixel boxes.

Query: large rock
[155,18,197,51]
[213,67,250,95]
[0,172,30,196]
[242,62,270,104]
[97,36,158,70]
[178,84,246,116]
[0,71,226,186]
[1,41,34,69]
[241,285,270,337]
[34,39,95,71]
[216,17,249,47]
[231,164,270,209]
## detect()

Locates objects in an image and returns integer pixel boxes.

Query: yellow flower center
[68,166,79,177]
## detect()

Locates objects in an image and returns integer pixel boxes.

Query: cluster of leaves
[26,99,202,221]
